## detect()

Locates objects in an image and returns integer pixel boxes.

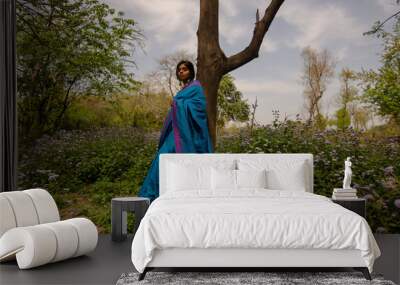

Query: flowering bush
[18,127,158,233]
[18,123,399,233]
[217,119,400,233]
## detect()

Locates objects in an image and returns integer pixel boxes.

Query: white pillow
[167,162,212,191]
[211,168,268,190]
[236,169,267,189]
[166,158,236,170]
[237,158,307,191]
[266,163,306,191]
[212,168,237,190]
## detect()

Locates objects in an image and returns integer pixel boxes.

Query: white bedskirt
[131,190,380,273]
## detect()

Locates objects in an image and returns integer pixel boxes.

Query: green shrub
[18,127,157,233]
[216,119,400,233]
[18,122,399,233]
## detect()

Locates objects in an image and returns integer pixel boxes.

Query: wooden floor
[0,234,399,285]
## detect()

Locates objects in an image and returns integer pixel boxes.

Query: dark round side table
[111,197,150,242]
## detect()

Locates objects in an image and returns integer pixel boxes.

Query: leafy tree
[352,108,370,131]
[17,0,142,140]
[338,69,358,108]
[359,10,400,125]
[217,74,250,131]
[333,68,357,130]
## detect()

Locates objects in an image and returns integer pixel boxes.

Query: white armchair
[0,188,98,269]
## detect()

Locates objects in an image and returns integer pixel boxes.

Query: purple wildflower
[363,194,374,201]
[384,166,394,177]
[376,227,386,234]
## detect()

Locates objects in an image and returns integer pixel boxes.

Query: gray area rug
[116,271,396,285]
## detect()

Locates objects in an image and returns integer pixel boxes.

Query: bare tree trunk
[301,47,335,126]
[197,0,224,149]
[51,75,79,132]
[249,96,258,136]
[197,0,285,148]
[167,70,174,99]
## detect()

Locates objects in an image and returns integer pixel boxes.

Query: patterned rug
[116,271,396,285]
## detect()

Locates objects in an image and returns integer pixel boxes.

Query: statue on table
[342,157,352,189]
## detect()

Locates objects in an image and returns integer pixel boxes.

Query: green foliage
[16,0,142,141]
[18,127,158,233]
[359,13,400,124]
[63,92,170,131]
[335,107,351,130]
[64,96,116,129]
[314,113,329,131]
[361,67,400,124]
[109,91,171,130]
[18,122,400,234]
[217,74,250,130]
[216,118,400,234]
[339,68,358,105]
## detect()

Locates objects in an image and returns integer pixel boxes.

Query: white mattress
[131,190,381,273]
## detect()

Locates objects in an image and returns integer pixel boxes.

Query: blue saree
[138,80,213,201]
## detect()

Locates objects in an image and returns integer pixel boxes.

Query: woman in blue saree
[138,60,213,202]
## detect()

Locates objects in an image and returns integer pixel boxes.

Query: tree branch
[52,75,80,132]
[363,9,400,35]
[224,0,284,73]
[18,16,45,45]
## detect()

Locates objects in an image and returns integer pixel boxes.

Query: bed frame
[140,248,370,280]
[138,154,371,281]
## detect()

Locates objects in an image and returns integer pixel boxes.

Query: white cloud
[335,46,349,62]
[219,0,268,47]
[236,78,299,96]
[175,34,198,56]
[108,0,198,44]
[376,0,399,14]
[278,1,365,49]
[104,0,386,124]
[261,39,279,53]
[219,16,249,45]
[220,0,240,17]
[219,0,253,46]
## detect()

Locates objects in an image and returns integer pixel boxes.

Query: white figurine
[342,157,352,189]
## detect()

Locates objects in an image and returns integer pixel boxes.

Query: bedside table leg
[112,202,126,241]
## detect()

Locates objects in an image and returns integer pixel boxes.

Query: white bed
[131,154,380,280]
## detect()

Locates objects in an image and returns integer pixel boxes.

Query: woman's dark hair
[176,60,195,82]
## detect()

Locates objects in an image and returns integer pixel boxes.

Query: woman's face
[177,64,191,82]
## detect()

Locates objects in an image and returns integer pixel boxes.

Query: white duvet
[131,189,380,273]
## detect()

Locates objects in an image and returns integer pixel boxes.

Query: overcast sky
[104,0,397,124]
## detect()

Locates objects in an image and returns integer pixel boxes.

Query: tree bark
[197,0,285,148]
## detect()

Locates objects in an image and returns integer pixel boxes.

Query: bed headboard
[159,153,314,195]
